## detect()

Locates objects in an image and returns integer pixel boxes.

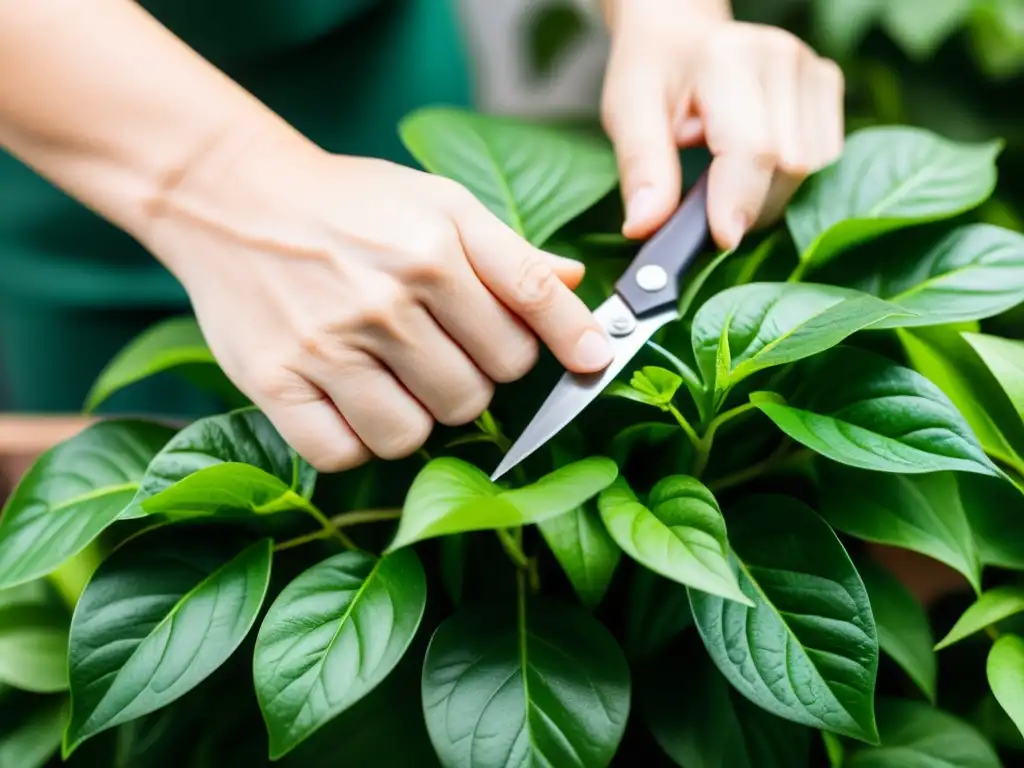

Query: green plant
[3,106,1024,767]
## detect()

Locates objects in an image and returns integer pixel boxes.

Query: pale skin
[0,0,844,472]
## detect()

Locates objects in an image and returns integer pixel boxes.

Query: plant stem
[646,341,703,393]
[328,508,401,528]
[787,260,807,283]
[302,502,360,551]
[708,442,809,493]
[734,230,781,285]
[668,403,702,452]
[274,529,332,552]
[496,528,530,570]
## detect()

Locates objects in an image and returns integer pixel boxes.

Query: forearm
[0,0,301,245]
[599,0,732,28]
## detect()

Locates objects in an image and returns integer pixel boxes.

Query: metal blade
[490,294,678,482]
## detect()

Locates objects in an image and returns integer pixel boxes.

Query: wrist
[600,0,732,30]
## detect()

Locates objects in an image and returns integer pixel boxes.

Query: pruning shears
[491,172,711,481]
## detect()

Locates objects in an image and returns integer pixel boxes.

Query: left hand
[600,0,846,249]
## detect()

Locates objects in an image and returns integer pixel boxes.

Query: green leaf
[844,225,1024,328]
[605,366,683,409]
[963,332,1024,417]
[859,559,937,702]
[899,326,1024,472]
[689,494,879,742]
[935,587,1024,649]
[987,634,1024,740]
[388,456,617,550]
[0,694,67,768]
[787,127,1002,270]
[818,463,982,592]
[537,502,620,609]
[813,0,883,56]
[959,474,1024,570]
[690,283,904,389]
[0,420,174,589]
[399,107,619,246]
[881,0,974,58]
[85,316,244,412]
[641,642,810,768]
[254,549,426,758]
[847,698,1000,767]
[64,529,272,753]
[598,476,750,605]
[134,408,317,519]
[0,604,68,693]
[421,599,631,767]
[626,567,693,661]
[753,346,999,477]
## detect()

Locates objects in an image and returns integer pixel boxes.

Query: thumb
[602,52,680,239]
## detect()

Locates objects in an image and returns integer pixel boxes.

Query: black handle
[614,172,710,317]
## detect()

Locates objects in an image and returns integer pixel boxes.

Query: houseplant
[1,106,1024,767]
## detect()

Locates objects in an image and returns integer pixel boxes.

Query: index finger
[458,210,614,374]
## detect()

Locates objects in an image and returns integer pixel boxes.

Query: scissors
[491,172,711,482]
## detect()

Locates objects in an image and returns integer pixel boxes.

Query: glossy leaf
[641,643,809,768]
[0,604,68,693]
[935,587,1024,650]
[844,225,1024,328]
[819,463,981,592]
[598,476,749,604]
[537,502,620,609]
[753,346,999,477]
[64,530,272,753]
[388,456,617,550]
[0,420,173,588]
[987,634,1024,739]
[847,699,1000,767]
[626,567,693,660]
[690,282,903,389]
[85,316,243,412]
[399,107,619,246]
[254,549,426,758]
[0,694,67,768]
[959,473,1024,570]
[964,332,1024,417]
[859,558,937,701]
[134,408,317,519]
[787,126,1002,269]
[899,326,1024,471]
[690,494,879,742]
[605,366,682,409]
[421,599,631,767]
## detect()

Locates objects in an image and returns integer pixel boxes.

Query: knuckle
[246,365,308,404]
[765,27,804,59]
[376,414,433,460]
[490,336,540,383]
[438,381,494,427]
[514,254,561,315]
[819,57,845,89]
[356,281,410,332]
[308,446,367,474]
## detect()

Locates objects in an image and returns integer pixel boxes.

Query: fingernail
[574,329,614,370]
[625,186,657,230]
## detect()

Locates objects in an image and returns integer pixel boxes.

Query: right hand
[145,133,614,472]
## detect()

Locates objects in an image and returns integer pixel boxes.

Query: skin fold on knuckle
[374,413,433,460]
[488,334,539,384]
[435,379,494,428]
[512,254,561,318]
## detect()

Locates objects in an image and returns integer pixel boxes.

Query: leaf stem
[787,260,808,283]
[668,403,702,451]
[274,529,331,552]
[328,508,401,528]
[708,442,810,493]
[300,501,360,551]
[496,528,531,570]
[734,230,782,285]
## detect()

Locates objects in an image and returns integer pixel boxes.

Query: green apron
[0,0,472,415]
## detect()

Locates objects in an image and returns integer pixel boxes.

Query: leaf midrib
[284,557,384,742]
[71,542,263,740]
[35,482,138,518]
[733,556,868,737]
[470,129,527,239]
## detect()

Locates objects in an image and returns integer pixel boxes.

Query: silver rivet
[636,264,669,292]
[608,313,636,337]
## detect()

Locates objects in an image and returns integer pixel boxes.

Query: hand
[145,132,614,471]
[600,0,845,248]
